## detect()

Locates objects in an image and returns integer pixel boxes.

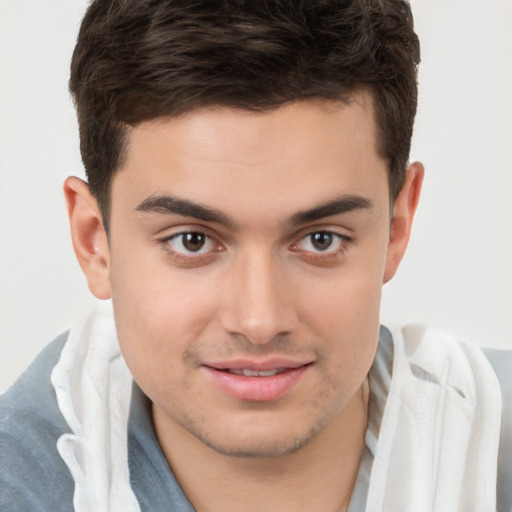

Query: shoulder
[0,333,74,512]
[391,326,511,511]
[481,347,512,512]
[482,345,512,408]
[481,345,512,394]
[128,383,195,511]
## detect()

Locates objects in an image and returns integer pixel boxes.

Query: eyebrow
[135,193,372,227]
[291,195,373,225]
[135,195,233,226]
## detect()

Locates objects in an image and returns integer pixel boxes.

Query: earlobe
[64,176,112,299]
[383,162,424,283]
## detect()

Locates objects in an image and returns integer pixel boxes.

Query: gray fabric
[128,383,194,511]
[0,332,193,512]
[0,333,74,512]
[482,347,512,512]
[1,329,510,511]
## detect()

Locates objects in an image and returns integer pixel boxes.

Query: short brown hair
[70,0,420,226]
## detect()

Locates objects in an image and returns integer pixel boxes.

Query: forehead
[112,92,388,221]
[127,92,376,159]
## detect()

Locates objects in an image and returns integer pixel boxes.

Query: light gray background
[1,0,511,391]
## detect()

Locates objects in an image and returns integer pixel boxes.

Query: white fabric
[50,300,140,512]
[366,324,502,512]
[51,306,502,512]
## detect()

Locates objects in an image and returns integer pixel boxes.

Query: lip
[205,358,310,372]
[202,359,312,402]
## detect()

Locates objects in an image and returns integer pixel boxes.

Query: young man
[1,1,510,511]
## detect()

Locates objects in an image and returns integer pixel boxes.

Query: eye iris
[182,233,206,252]
[311,232,333,251]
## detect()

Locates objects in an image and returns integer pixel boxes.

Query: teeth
[226,368,285,377]
[256,369,279,377]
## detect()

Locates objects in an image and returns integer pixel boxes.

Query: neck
[153,379,370,512]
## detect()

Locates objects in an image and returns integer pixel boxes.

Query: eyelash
[160,231,222,265]
[290,231,352,263]
[159,229,352,266]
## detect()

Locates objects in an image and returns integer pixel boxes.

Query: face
[75,93,419,458]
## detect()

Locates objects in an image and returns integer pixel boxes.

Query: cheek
[298,261,384,332]
[295,255,384,373]
[109,250,220,383]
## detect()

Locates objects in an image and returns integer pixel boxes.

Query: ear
[383,162,424,283]
[64,176,112,299]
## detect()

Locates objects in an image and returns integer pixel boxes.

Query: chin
[191,418,325,459]
[201,434,308,459]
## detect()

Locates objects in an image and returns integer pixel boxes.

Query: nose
[218,251,298,345]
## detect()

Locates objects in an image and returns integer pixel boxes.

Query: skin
[65,92,423,511]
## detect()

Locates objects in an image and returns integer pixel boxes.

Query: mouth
[222,368,289,377]
[202,360,313,402]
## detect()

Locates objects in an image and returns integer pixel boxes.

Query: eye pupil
[183,233,206,252]
[311,232,333,251]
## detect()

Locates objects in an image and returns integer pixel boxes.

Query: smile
[202,361,312,402]
[224,368,288,377]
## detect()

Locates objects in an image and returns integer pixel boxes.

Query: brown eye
[310,232,333,251]
[182,232,206,252]
[166,232,215,255]
[294,231,348,255]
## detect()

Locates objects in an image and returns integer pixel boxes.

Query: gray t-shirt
[1,329,510,511]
